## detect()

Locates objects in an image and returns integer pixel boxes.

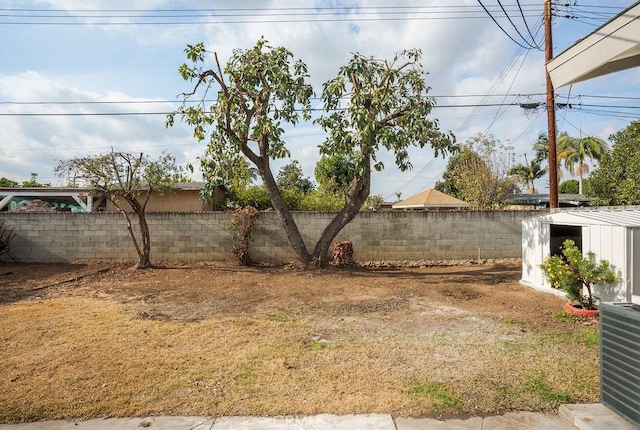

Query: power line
[0,9,545,19]
[497,0,542,50]
[0,15,544,26]
[551,3,621,24]
[484,51,529,134]
[0,3,621,28]
[5,93,639,107]
[0,5,543,13]
[0,103,535,117]
[516,0,543,49]
[477,0,540,50]
[0,94,533,106]
[455,46,527,134]
[484,23,542,135]
[0,4,547,26]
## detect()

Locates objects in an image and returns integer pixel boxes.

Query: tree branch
[380,106,408,126]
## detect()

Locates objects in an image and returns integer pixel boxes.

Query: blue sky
[1,1,638,200]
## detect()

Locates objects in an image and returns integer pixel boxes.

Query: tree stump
[332,241,354,267]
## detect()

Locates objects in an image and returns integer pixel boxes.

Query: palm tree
[532,132,563,183]
[509,154,547,194]
[557,132,608,194]
[533,132,549,163]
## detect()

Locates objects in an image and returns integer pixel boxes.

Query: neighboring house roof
[505,193,591,208]
[392,188,470,209]
[547,1,640,88]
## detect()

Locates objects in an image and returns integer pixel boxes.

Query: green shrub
[540,239,617,309]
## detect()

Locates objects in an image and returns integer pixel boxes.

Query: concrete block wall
[0,210,542,265]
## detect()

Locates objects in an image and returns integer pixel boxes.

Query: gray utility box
[600,302,640,428]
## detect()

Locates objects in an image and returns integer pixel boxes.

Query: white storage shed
[521,208,640,304]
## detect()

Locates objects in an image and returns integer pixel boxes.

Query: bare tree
[56,151,185,269]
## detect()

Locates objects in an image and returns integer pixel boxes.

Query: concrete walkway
[0,404,637,430]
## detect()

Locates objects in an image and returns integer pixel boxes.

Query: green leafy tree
[198,143,257,206]
[169,39,455,267]
[314,153,357,194]
[276,160,314,194]
[0,177,18,187]
[55,151,185,269]
[314,49,455,262]
[509,154,547,193]
[435,134,515,209]
[558,179,579,194]
[21,173,50,187]
[299,190,344,211]
[586,121,640,205]
[234,185,272,210]
[362,195,384,211]
[435,149,473,198]
[557,132,608,194]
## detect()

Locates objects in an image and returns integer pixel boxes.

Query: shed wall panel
[633,229,640,301]
[523,210,639,304]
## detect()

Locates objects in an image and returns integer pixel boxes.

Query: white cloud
[1,0,638,196]
[0,72,198,184]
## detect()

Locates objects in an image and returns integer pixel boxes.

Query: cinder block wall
[0,210,541,265]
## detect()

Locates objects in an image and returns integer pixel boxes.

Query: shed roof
[530,208,640,227]
[392,188,469,209]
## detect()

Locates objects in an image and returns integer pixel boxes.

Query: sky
[1,0,638,201]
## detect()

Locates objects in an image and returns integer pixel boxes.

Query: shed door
[549,224,582,256]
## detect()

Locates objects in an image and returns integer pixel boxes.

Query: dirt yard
[0,261,600,423]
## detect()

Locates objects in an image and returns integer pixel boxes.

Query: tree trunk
[256,159,312,266]
[578,160,584,194]
[135,211,152,269]
[126,198,152,269]
[310,163,371,267]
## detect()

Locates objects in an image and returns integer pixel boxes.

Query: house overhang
[547,1,640,88]
[0,187,104,212]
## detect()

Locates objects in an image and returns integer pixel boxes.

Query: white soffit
[547,1,640,88]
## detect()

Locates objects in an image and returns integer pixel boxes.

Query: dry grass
[0,263,600,423]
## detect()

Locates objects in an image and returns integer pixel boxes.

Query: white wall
[633,229,640,303]
[583,224,629,302]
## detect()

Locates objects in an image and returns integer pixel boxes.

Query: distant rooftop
[506,193,591,208]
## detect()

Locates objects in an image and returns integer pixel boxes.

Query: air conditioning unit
[600,302,640,428]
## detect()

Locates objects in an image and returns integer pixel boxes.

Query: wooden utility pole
[545,0,559,208]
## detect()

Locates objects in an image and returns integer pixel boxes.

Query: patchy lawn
[0,261,599,423]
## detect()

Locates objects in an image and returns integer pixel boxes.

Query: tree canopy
[0,177,18,187]
[21,173,50,187]
[585,121,640,205]
[169,39,455,266]
[435,134,515,209]
[276,160,314,194]
[557,132,608,194]
[558,179,579,194]
[314,153,356,194]
[508,154,546,194]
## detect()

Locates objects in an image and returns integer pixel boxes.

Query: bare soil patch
[0,261,599,423]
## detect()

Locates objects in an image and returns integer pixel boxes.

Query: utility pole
[545,0,559,209]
